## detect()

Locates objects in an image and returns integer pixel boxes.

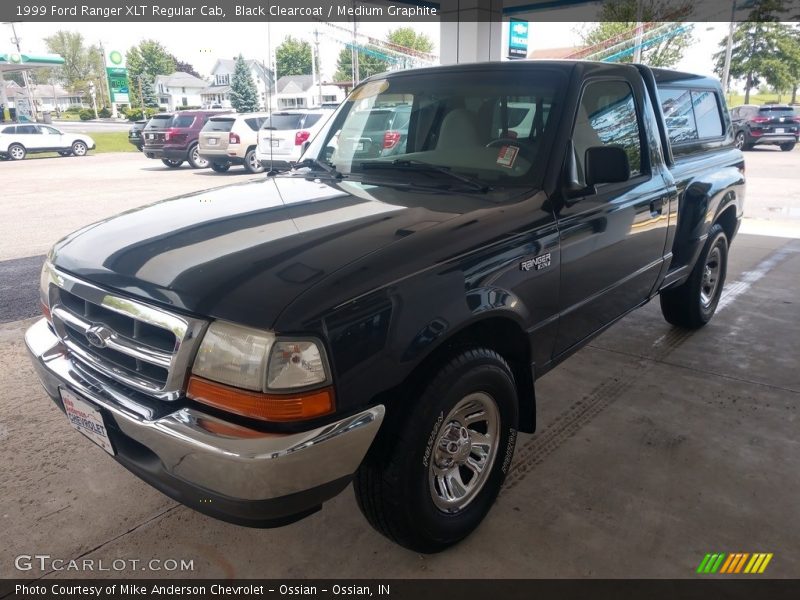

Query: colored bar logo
[697,553,773,574]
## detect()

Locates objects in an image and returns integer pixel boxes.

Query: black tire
[161,158,183,168]
[58,151,72,157]
[187,143,208,169]
[734,131,753,150]
[244,148,264,174]
[7,143,26,161]
[780,142,795,152]
[71,140,88,156]
[210,162,230,173]
[660,223,728,329]
[354,347,519,553]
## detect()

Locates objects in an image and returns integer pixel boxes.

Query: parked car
[337,104,412,159]
[27,61,744,553]
[730,104,798,151]
[198,112,270,174]
[0,124,94,160]
[142,110,232,168]
[255,110,329,168]
[127,119,148,151]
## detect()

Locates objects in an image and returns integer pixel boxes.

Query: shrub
[64,105,83,114]
[98,107,111,118]
[78,109,95,121]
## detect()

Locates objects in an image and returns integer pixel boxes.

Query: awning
[0,52,65,72]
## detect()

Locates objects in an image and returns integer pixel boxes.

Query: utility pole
[98,40,115,118]
[351,2,359,86]
[137,76,144,111]
[721,0,737,98]
[314,29,322,106]
[310,36,318,107]
[9,22,38,121]
[631,1,644,64]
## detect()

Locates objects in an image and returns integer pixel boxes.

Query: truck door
[554,77,670,356]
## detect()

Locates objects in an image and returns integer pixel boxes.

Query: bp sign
[105,49,129,103]
[508,19,529,59]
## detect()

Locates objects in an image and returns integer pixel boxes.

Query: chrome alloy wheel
[192,145,208,168]
[428,392,500,513]
[700,245,722,307]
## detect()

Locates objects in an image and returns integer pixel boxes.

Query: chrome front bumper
[25,318,384,526]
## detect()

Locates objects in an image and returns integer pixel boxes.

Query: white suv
[0,124,95,160]
[198,112,270,174]
[255,110,330,169]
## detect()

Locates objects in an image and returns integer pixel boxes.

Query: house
[154,72,208,110]
[2,81,86,112]
[202,58,274,109]
[274,75,345,110]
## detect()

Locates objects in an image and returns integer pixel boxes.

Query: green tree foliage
[126,40,176,107]
[276,37,312,77]
[333,46,389,82]
[169,55,202,79]
[229,55,260,112]
[43,31,105,99]
[386,27,434,54]
[579,0,693,67]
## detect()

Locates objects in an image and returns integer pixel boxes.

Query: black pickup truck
[27,61,744,553]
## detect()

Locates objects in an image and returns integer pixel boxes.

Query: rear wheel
[780,142,795,152]
[734,131,753,150]
[161,158,183,168]
[187,144,208,169]
[210,162,230,173]
[71,141,88,156]
[244,148,264,174]
[660,223,728,329]
[354,348,519,553]
[8,143,25,160]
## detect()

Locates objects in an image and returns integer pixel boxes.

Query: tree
[333,46,389,82]
[771,25,800,103]
[43,31,105,99]
[579,0,694,67]
[126,40,175,107]
[169,55,202,79]
[229,55,260,112]
[386,27,434,54]
[276,37,312,77]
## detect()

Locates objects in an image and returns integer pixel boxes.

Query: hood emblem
[85,325,113,349]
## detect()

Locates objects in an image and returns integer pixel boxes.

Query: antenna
[266,20,275,176]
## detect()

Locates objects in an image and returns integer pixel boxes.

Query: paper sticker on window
[496,145,519,168]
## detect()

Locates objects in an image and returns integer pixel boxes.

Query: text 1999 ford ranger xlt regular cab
[26,61,744,552]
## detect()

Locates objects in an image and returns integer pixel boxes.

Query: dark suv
[142,110,232,168]
[731,104,798,151]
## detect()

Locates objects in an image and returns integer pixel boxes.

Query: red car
[142,110,232,168]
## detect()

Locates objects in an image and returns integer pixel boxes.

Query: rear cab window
[658,86,727,152]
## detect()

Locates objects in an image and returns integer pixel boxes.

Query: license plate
[207,138,218,145]
[61,389,114,456]
[147,133,154,139]
[357,142,365,151]
[271,139,281,148]
[775,128,785,134]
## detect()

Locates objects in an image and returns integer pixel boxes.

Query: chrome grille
[44,264,207,400]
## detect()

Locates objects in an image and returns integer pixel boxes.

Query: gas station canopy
[0,52,65,73]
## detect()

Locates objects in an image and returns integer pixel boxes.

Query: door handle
[650,197,665,215]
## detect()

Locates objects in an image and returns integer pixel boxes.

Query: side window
[692,91,723,138]
[573,80,642,179]
[1,126,15,134]
[18,125,39,134]
[659,88,698,144]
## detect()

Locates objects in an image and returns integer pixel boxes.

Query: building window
[215,74,229,86]
[158,84,164,93]
[182,87,186,93]
[322,95,337,103]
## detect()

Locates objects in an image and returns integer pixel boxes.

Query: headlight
[192,321,275,391]
[188,321,334,422]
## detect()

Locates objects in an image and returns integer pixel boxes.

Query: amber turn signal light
[187,376,335,422]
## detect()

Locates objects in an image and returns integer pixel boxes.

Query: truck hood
[51,175,492,329]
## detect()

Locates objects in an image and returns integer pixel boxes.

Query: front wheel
[187,144,208,169]
[354,348,519,553]
[660,223,728,329]
[780,142,795,152]
[161,158,183,168]
[7,143,26,160]
[71,141,88,156]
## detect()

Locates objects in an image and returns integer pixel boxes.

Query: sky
[4,20,729,82]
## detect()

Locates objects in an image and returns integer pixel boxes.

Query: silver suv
[198,112,270,173]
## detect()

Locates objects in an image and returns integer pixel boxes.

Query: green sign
[106,66,129,103]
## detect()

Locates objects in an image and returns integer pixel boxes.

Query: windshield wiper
[293,157,343,179]
[360,160,490,192]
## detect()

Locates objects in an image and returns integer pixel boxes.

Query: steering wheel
[485,138,534,161]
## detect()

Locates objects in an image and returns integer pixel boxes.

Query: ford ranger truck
[27,61,744,553]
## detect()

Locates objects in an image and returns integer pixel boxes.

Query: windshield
[758,107,796,116]
[203,118,235,132]
[305,68,563,186]
[262,114,305,130]
[171,114,195,128]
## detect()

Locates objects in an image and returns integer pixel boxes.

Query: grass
[726,92,798,107]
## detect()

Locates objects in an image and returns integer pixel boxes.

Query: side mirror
[301,140,311,154]
[584,146,630,186]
